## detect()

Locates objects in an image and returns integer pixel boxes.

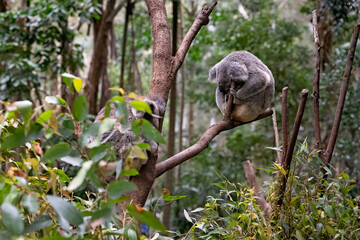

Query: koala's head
[209,60,248,93]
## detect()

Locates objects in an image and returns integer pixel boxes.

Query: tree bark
[119,0,131,89]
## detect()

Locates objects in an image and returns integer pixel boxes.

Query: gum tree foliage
[0,0,100,101]
[0,76,166,238]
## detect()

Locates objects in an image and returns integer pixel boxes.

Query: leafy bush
[0,75,166,239]
[183,141,360,239]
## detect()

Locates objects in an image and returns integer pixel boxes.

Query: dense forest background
[0,0,359,239]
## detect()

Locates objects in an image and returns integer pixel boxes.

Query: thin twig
[281,87,288,167]
[323,23,360,165]
[271,107,281,164]
[277,89,308,207]
[155,109,273,178]
[312,10,322,150]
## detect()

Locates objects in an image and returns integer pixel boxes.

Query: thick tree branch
[323,23,360,165]
[242,160,271,216]
[281,87,288,167]
[312,10,322,150]
[170,1,217,80]
[277,89,308,207]
[155,109,273,178]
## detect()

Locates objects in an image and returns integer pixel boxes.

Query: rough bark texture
[128,0,218,208]
[322,23,360,165]
[312,10,322,150]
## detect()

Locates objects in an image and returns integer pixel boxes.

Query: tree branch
[281,87,288,167]
[155,109,273,178]
[107,0,126,22]
[170,1,217,80]
[323,23,360,165]
[242,160,271,216]
[277,89,308,207]
[312,10,322,150]
[271,107,281,164]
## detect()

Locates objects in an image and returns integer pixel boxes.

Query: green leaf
[23,214,52,234]
[120,169,139,177]
[14,100,33,122]
[73,78,83,92]
[45,96,67,107]
[107,181,137,199]
[61,73,78,88]
[127,204,166,232]
[89,144,111,162]
[73,95,88,121]
[66,161,93,191]
[132,119,166,144]
[91,207,112,222]
[1,203,24,236]
[130,101,152,114]
[54,169,71,183]
[1,123,43,150]
[22,194,39,214]
[42,142,72,161]
[36,110,54,124]
[295,230,305,240]
[46,195,83,226]
[163,193,187,201]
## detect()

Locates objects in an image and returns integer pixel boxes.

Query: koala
[93,97,165,171]
[209,51,274,122]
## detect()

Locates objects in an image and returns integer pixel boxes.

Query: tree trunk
[119,0,131,90]
[163,0,178,230]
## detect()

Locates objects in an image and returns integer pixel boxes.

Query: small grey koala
[209,51,275,122]
[94,97,165,171]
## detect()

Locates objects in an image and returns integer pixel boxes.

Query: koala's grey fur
[94,97,165,171]
[209,51,274,122]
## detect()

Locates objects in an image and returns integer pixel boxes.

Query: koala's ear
[227,62,248,81]
[208,66,217,83]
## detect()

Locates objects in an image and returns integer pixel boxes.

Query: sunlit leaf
[73,78,82,92]
[45,96,67,107]
[36,110,54,124]
[66,161,93,191]
[60,156,83,167]
[14,100,33,122]
[54,169,71,183]
[130,101,152,114]
[109,87,125,95]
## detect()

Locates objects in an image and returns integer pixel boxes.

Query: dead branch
[155,109,273,178]
[312,10,322,150]
[277,89,308,207]
[242,160,272,216]
[323,23,360,165]
[281,87,288,166]
[272,108,281,164]
[170,2,217,80]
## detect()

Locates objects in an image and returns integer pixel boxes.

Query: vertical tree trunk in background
[316,0,333,70]
[163,0,178,230]
[119,0,131,90]
[0,0,7,12]
[86,0,125,114]
[177,0,185,182]
[188,65,195,145]
[110,22,117,60]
